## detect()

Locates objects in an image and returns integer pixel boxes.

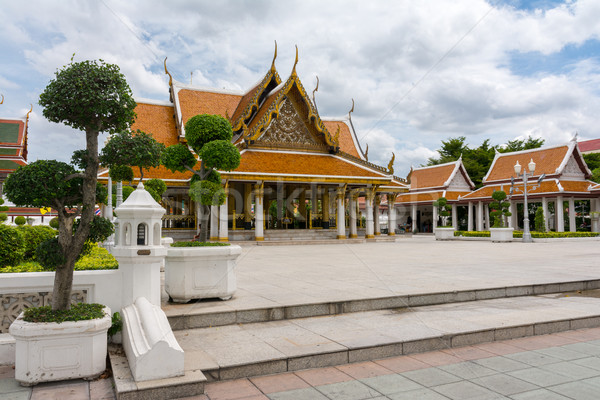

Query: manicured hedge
[171,241,230,247]
[0,225,25,266]
[17,225,57,260]
[454,230,599,238]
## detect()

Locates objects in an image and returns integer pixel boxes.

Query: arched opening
[137,223,147,246]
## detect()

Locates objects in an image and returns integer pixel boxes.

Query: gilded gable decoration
[271,40,277,72]
[364,144,369,161]
[387,152,395,175]
[257,98,317,145]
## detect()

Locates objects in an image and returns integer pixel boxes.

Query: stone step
[164,279,600,331]
[171,292,600,382]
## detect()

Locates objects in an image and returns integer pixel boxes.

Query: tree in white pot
[4,58,135,384]
[433,197,454,240]
[489,190,514,242]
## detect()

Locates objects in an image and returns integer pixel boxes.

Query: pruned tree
[162,114,240,242]
[489,190,512,228]
[432,197,451,227]
[3,59,136,311]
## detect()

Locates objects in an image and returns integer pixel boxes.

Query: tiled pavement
[3,328,600,399]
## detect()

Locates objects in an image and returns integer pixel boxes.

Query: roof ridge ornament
[271,40,277,72]
[571,131,578,142]
[291,45,299,76]
[25,104,32,123]
[364,144,369,161]
[387,152,395,175]
[0,94,3,104]
[312,75,319,108]
[348,98,354,121]
[164,57,173,87]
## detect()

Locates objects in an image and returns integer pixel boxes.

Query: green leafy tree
[534,207,546,232]
[0,198,8,224]
[144,179,167,203]
[432,197,451,227]
[14,216,26,226]
[100,130,165,183]
[162,114,240,241]
[582,153,600,171]
[3,59,135,311]
[489,190,512,228]
[500,137,545,153]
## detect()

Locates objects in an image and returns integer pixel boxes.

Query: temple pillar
[349,192,358,238]
[255,184,264,241]
[508,201,515,228]
[484,204,490,230]
[210,205,219,241]
[432,202,438,233]
[411,204,417,233]
[451,203,457,230]
[311,184,318,228]
[476,201,483,231]
[277,183,284,228]
[556,196,565,232]
[542,197,549,232]
[467,201,473,231]
[388,194,397,236]
[336,187,346,239]
[568,197,576,232]
[219,188,228,242]
[244,183,252,230]
[365,191,374,239]
[323,189,330,229]
[374,195,381,235]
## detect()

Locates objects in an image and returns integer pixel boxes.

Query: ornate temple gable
[256,97,320,147]
[244,74,338,152]
[230,70,281,135]
[561,155,587,180]
[447,169,473,191]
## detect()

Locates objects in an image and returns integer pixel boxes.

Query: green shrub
[454,230,490,237]
[489,190,511,228]
[49,217,59,229]
[454,230,599,239]
[23,302,105,323]
[534,208,546,232]
[17,225,57,260]
[0,225,25,267]
[171,241,230,247]
[14,216,26,226]
[0,213,7,223]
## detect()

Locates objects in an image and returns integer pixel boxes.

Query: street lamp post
[512,159,544,243]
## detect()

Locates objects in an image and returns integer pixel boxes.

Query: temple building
[98,48,409,241]
[458,139,598,232]
[0,102,29,194]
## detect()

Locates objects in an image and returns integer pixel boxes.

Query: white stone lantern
[111,182,167,307]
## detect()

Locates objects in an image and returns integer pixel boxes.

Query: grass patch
[171,241,230,247]
[23,303,105,323]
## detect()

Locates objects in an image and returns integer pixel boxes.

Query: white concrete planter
[165,245,242,303]
[9,306,111,386]
[490,227,514,242]
[435,227,455,240]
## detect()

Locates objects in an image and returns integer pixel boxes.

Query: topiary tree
[162,114,240,242]
[17,225,57,260]
[14,216,26,226]
[534,207,546,232]
[0,198,8,224]
[432,197,451,227]
[0,224,24,267]
[3,59,135,311]
[145,178,167,203]
[489,190,512,228]
[100,129,165,183]
[49,217,59,229]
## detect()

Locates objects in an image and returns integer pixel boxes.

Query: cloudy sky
[1,0,599,176]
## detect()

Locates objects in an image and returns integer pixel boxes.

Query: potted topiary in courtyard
[489,190,513,242]
[161,114,242,302]
[4,59,135,385]
[433,197,454,240]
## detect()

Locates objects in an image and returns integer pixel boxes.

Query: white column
[484,204,490,230]
[556,196,565,232]
[467,202,473,231]
[349,194,358,238]
[451,204,457,230]
[219,196,228,242]
[336,188,346,239]
[509,201,517,229]
[116,181,123,208]
[374,196,381,235]
[569,197,576,232]
[592,198,599,233]
[106,176,113,220]
[365,193,374,238]
[255,184,264,241]
[388,194,396,236]
[542,197,549,232]
[411,204,418,233]
[210,205,219,241]
[432,203,438,232]
[476,201,484,231]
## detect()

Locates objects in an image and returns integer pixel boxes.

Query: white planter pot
[9,306,111,386]
[165,245,242,303]
[434,227,455,240]
[490,227,514,242]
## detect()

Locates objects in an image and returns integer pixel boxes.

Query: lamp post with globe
[510,159,545,243]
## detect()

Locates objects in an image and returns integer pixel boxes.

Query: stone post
[451,203,457,230]
[349,192,358,238]
[365,191,374,239]
[556,196,565,232]
[467,201,473,231]
[476,201,483,231]
[388,194,396,236]
[568,197,576,232]
[336,187,346,239]
[542,197,549,231]
[255,184,264,241]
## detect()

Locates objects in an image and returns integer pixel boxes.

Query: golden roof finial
[312,75,319,107]
[291,45,299,76]
[364,144,369,161]
[164,57,173,87]
[271,40,278,72]
[387,152,395,175]
[26,104,32,122]
[0,94,4,105]
[349,98,355,118]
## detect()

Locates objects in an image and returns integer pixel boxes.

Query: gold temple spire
[291,45,299,76]
[0,94,4,104]
[25,104,32,122]
[164,57,173,87]
[271,40,278,72]
[387,152,395,175]
[312,75,319,107]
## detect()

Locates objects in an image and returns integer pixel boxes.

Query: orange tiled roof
[229,150,389,179]
[177,89,242,128]
[231,82,262,125]
[410,164,456,189]
[132,103,178,146]
[396,191,445,204]
[460,179,594,200]
[98,163,198,183]
[560,180,596,192]
[590,183,600,192]
[247,87,283,132]
[322,120,360,157]
[484,146,569,182]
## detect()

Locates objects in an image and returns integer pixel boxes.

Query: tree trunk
[51,128,99,311]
